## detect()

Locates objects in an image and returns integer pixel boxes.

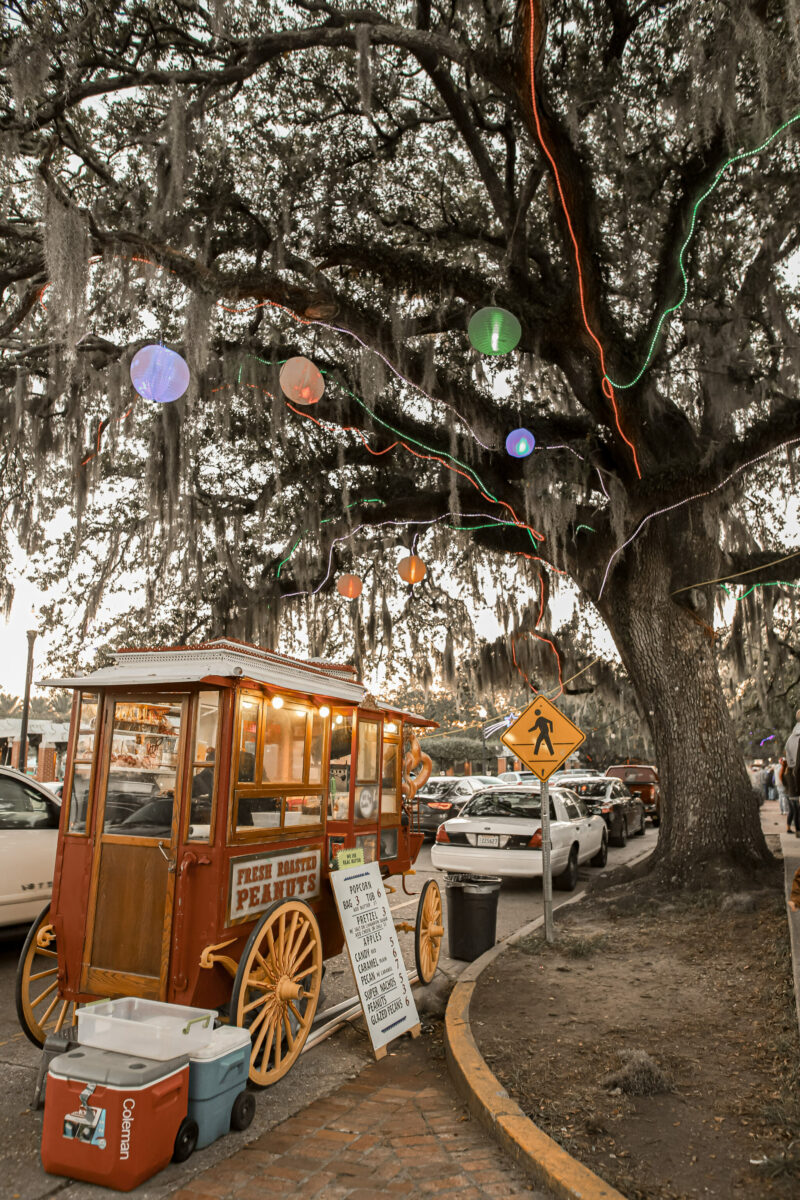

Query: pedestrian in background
[788,865,800,912]
[784,711,800,837]
[776,756,789,817]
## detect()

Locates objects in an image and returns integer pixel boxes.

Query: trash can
[445,874,501,961]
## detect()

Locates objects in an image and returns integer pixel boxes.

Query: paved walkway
[170,1033,545,1199]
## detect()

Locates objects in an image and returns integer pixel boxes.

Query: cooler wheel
[173,1117,199,1163]
[230,1089,256,1132]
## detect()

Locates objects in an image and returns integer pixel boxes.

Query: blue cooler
[188,1025,254,1148]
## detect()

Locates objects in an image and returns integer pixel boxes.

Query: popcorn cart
[16,639,442,1086]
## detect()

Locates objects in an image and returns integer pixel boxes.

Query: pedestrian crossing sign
[501,694,585,781]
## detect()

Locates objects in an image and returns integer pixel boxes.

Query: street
[0,830,655,1200]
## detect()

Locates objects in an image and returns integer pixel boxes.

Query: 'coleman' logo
[120,1097,135,1159]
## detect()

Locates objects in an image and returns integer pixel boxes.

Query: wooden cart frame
[16,639,442,1084]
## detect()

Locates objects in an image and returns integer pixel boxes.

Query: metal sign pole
[540,777,554,943]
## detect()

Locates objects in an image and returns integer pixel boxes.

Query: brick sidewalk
[170,1033,546,1199]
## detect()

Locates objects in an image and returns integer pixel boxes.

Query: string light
[720,580,800,602]
[605,109,800,393]
[598,436,800,600]
[671,549,800,594]
[527,0,641,478]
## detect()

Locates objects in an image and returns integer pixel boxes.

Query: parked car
[496,770,537,784]
[568,775,646,846]
[431,785,607,890]
[605,764,661,826]
[0,766,61,928]
[42,780,65,800]
[472,775,501,787]
[416,775,488,839]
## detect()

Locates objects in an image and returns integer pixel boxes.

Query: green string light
[276,498,385,576]
[606,110,800,391]
[719,580,800,601]
[575,523,596,534]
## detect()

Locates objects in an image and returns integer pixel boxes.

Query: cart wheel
[15,903,76,1047]
[172,1116,198,1162]
[414,879,444,985]
[231,899,323,1087]
[230,1089,256,1131]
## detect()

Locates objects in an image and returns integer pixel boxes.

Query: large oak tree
[2,0,800,882]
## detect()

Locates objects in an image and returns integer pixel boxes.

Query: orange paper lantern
[398,555,427,585]
[337,573,363,599]
[279,356,325,405]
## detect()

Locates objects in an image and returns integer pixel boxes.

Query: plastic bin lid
[445,873,502,886]
[49,1046,188,1086]
[190,1024,253,1060]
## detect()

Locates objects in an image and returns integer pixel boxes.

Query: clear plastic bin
[77,997,217,1061]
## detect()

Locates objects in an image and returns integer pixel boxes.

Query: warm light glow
[386,721,397,732]
[335,714,343,725]
[398,554,427,585]
[271,695,284,709]
[319,705,330,718]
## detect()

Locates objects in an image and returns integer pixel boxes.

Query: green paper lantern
[468,306,522,355]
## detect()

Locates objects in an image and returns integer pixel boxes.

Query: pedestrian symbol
[501,695,585,781]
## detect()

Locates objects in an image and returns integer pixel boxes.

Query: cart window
[67,691,98,833]
[237,698,259,782]
[263,705,307,784]
[329,711,353,819]
[356,720,379,782]
[188,691,219,842]
[103,700,183,836]
[308,711,324,785]
[381,740,400,817]
[355,833,378,863]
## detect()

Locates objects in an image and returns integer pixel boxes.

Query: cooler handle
[152,1074,186,1107]
[183,1014,212,1035]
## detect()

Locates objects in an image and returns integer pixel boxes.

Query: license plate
[477,834,499,848]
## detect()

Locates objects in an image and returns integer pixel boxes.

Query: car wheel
[590,831,608,868]
[612,819,628,848]
[635,809,646,836]
[555,845,579,891]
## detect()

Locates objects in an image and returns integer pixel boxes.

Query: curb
[443,848,655,1200]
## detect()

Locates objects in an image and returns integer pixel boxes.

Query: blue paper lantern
[130,344,190,404]
[505,428,535,458]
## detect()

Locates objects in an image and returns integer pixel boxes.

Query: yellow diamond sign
[501,695,585,781]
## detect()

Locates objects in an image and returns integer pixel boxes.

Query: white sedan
[0,766,61,927]
[430,785,608,890]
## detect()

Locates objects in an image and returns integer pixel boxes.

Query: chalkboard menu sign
[330,861,420,1056]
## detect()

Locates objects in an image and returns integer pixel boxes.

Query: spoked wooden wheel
[231,899,323,1087]
[15,904,76,1046]
[414,879,444,984]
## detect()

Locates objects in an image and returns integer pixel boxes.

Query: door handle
[179,851,212,876]
[157,841,176,873]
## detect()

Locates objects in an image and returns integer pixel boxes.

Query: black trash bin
[445,874,501,961]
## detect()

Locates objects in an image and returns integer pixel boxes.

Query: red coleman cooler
[42,1046,189,1191]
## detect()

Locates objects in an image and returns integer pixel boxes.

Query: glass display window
[103,698,185,838]
[381,738,400,819]
[232,692,328,840]
[328,711,353,819]
[356,719,379,783]
[66,691,99,833]
[188,690,220,842]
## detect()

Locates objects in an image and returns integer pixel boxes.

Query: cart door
[80,696,187,1000]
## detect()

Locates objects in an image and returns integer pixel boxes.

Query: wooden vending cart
[16,638,443,1085]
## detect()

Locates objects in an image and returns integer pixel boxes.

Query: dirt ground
[471,884,800,1200]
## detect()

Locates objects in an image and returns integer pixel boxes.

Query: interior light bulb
[335,714,343,725]
[271,695,284,709]
[319,705,330,718]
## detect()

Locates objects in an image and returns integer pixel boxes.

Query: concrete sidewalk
[170,1032,547,1199]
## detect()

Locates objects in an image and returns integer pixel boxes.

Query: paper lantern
[468,307,522,355]
[337,573,363,599]
[279,356,325,405]
[506,428,535,458]
[129,344,190,404]
[398,555,427,585]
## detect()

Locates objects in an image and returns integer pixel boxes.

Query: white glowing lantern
[279,356,325,405]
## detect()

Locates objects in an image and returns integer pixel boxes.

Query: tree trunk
[595,526,775,885]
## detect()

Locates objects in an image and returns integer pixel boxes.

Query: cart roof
[41,637,365,704]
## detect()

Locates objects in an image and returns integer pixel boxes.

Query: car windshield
[419,780,456,796]
[573,781,611,798]
[461,790,555,820]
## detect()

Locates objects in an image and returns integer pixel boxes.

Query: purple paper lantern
[130,344,190,404]
[505,427,535,458]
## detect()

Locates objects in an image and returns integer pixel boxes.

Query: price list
[330,861,420,1055]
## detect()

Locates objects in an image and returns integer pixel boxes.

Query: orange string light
[527,1,641,478]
